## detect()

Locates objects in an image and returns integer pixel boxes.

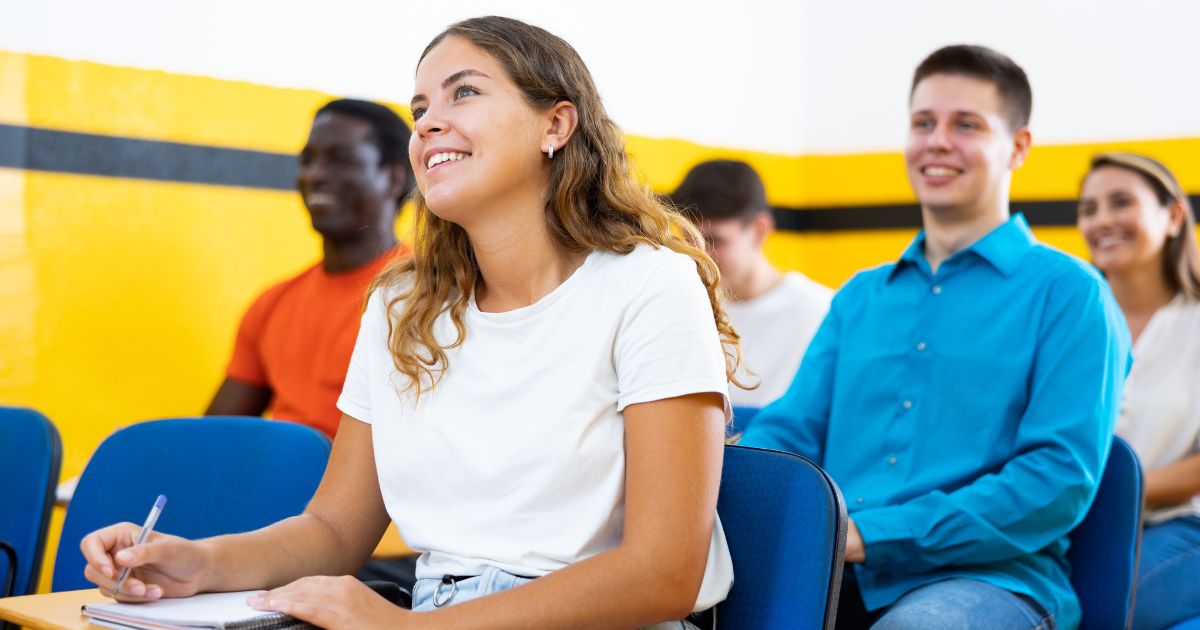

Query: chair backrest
[730,406,760,436]
[717,445,847,629]
[1068,436,1144,630]
[0,407,62,597]
[53,417,331,591]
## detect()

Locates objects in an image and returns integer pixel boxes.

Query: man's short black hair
[670,160,770,223]
[315,98,415,200]
[911,45,1032,132]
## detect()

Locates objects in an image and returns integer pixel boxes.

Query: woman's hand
[81,522,211,602]
[249,575,412,629]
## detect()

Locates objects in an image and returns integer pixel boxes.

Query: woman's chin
[424,199,469,227]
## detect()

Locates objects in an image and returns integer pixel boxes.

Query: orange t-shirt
[226,247,404,437]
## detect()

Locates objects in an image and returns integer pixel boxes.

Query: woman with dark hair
[78,16,739,629]
[1077,152,1200,629]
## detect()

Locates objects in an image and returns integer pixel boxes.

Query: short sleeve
[614,254,730,411]
[337,289,385,423]
[225,289,279,386]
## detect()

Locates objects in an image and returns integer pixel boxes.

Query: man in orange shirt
[206,99,412,438]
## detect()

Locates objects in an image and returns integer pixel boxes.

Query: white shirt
[1116,294,1200,524]
[726,271,832,407]
[338,244,734,611]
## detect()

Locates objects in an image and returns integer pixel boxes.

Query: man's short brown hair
[911,44,1032,132]
[670,160,769,223]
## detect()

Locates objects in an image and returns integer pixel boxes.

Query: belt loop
[432,574,458,608]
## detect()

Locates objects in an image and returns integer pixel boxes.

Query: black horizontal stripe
[771,196,1200,231]
[2,123,1197,230]
[0,123,296,191]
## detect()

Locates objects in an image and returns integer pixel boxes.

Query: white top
[338,244,734,611]
[1116,294,1200,524]
[725,271,833,407]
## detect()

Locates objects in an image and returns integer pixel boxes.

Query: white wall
[3,0,1199,154]
[798,0,1200,152]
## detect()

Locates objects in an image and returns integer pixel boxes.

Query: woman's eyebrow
[411,69,491,107]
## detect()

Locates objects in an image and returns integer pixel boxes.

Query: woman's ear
[543,101,579,156]
[1167,200,1187,237]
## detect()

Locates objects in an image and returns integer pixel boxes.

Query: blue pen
[112,494,167,598]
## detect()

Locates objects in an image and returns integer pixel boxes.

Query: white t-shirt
[338,244,734,611]
[725,271,832,408]
[1116,294,1200,524]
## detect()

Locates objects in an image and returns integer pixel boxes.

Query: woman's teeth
[428,152,469,169]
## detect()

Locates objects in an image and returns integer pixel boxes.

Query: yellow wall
[2,50,1199,593]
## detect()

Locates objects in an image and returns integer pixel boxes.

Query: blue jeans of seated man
[837,570,1054,630]
[872,579,1054,630]
[1132,514,1200,630]
[411,565,702,629]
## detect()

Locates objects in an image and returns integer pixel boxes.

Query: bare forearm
[200,513,368,592]
[415,546,701,629]
[1146,453,1200,510]
[206,378,272,417]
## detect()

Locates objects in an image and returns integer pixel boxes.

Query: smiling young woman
[79,16,742,630]
[1077,152,1200,629]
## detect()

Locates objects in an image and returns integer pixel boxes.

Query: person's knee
[871,579,1044,630]
[871,596,974,630]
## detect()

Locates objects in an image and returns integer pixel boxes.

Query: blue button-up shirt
[742,214,1130,628]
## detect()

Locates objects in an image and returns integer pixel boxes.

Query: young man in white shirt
[672,160,832,408]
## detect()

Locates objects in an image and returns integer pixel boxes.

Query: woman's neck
[1107,261,1176,342]
[469,210,587,313]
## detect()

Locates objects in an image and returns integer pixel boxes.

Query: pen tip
[155,495,167,509]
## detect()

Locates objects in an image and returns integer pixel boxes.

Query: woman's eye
[412,107,427,121]
[454,85,479,99]
[956,121,979,131]
[913,119,934,130]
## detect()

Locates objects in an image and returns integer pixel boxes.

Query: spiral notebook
[81,591,314,630]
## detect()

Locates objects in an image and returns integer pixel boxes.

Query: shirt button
[916,341,927,351]
[932,285,942,295]
[856,497,865,504]
[888,456,897,465]
[903,400,913,410]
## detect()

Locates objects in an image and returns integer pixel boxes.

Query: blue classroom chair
[717,444,847,629]
[1068,436,1144,630]
[0,407,62,598]
[52,417,331,591]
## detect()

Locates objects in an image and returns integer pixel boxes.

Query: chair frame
[720,445,848,630]
[0,406,62,600]
[1068,435,1145,630]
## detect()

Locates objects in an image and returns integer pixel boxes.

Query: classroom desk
[0,589,108,630]
[6,524,412,630]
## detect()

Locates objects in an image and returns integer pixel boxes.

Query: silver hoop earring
[546,144,554,160]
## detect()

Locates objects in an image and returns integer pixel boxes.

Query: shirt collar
[890,213,1036,280]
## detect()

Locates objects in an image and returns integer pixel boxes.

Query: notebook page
[83,590,290,628]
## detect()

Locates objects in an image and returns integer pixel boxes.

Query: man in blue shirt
[741,45,1130,629]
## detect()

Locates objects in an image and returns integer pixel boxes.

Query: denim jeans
[1132,514,1200,629]
[411,565,702,629]
[837,571,1054,630]
[872,579,1054,630]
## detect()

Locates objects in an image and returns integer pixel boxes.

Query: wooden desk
[0,589,108,630]
[5,525,413,630]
